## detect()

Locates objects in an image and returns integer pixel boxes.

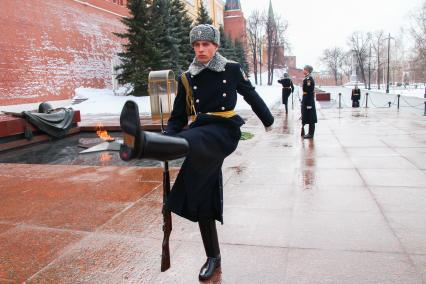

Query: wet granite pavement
[320,86,425,116]
[0,103,425,283]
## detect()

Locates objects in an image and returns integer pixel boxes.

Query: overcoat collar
[188,52,228,76]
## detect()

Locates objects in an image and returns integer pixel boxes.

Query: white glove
[265,125,273,132]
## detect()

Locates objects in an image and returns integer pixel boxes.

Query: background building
[223,0,246,44]
[183,0,225,27]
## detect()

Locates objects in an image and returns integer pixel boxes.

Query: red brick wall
[288,68,305,85]
[284,56,296,69]
[84,0,128,16]
[0,0,127,105]
[224,10,246,44]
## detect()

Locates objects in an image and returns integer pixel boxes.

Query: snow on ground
[0,77,285,115]
[67,76,286,116]
[1,73,423,116]
[363,85,426,99]
[60,80,426,116]
[338,84,426,98]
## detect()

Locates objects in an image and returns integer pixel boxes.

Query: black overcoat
[351,88,361,101]
[165,62,274,223]
[301,75,318,124]
[277,78,294,104]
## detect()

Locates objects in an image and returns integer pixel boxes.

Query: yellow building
[182,0,225,27]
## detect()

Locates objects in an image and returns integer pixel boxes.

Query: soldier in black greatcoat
[277,73,294,114]
[118,24,274,281]
[351,84,361,107]
[301,65,317,139]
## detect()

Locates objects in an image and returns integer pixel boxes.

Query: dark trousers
[302,124,315,136]
[282,90,291,113]
[198,219,220,258]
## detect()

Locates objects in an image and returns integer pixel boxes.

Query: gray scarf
[188,52,229,76]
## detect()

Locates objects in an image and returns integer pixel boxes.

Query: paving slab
[285,249,421,284]
[0,226,85,283]
[0,105,425,282]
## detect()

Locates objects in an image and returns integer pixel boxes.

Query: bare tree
[264,10,288,85]
[371,30,385,89]
[341,51,352,82]
[409,0,426,82]
[391,32,406,84]
[321,47,344,85]
[273,16,289,66]
[348,31,371,88]
[258,31,265,85]
[247,10,263,85]
[265,7,276,85]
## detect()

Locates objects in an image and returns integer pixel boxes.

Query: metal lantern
[148,70,176,120]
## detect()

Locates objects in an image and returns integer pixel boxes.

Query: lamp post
[368,44,371,90]
[384,33,394,94]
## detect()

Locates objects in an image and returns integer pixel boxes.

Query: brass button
[196,99,200,103]
[223,93,227,97]
[223,80,227,83]
[193,86,197,90]
[221,106,225,110]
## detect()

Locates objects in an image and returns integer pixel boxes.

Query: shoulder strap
[180,73,196,119]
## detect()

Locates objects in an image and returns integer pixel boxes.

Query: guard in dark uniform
[119,24,274,281]
[301,65,317,139]
[277,73,294,114]
[351,84,361,107]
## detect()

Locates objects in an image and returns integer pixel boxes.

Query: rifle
[1,111,24,117]
[159,98,172,272]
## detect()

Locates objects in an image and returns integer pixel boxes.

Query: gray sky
[241,0,423,70]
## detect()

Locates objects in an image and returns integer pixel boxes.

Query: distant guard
[277,73,294,114]
[301,65,317,139]
[351,84,361,107]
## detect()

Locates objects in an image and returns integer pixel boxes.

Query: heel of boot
[119,143,133,161]
[119,133,136,161]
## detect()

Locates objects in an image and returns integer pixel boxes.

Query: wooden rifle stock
[158,97,172,272]
[160,161,172,272]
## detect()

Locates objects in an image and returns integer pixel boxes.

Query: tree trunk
[377,53,380,89]
[252,45,258,85]
[334,70,338,85]
[269,45,276,85]
[258,44,263,85]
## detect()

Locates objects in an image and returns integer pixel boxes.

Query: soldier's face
[193,41,218,64]
[303,69,309,76]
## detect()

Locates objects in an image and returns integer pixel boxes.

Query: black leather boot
[303,124,315,139]
[198,219,221,281]
[301,125,305,137]
[119,100,189,161]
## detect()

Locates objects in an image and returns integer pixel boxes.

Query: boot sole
[198,258,221,281]
[119,100,142,160]
[198,267,221,281]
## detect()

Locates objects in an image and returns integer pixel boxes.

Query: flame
[99,152,112,166]
[100,152,112,162]
[96,123,114,141]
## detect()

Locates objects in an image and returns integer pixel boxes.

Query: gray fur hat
[190,24,220,46]
[303,65,313,73]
